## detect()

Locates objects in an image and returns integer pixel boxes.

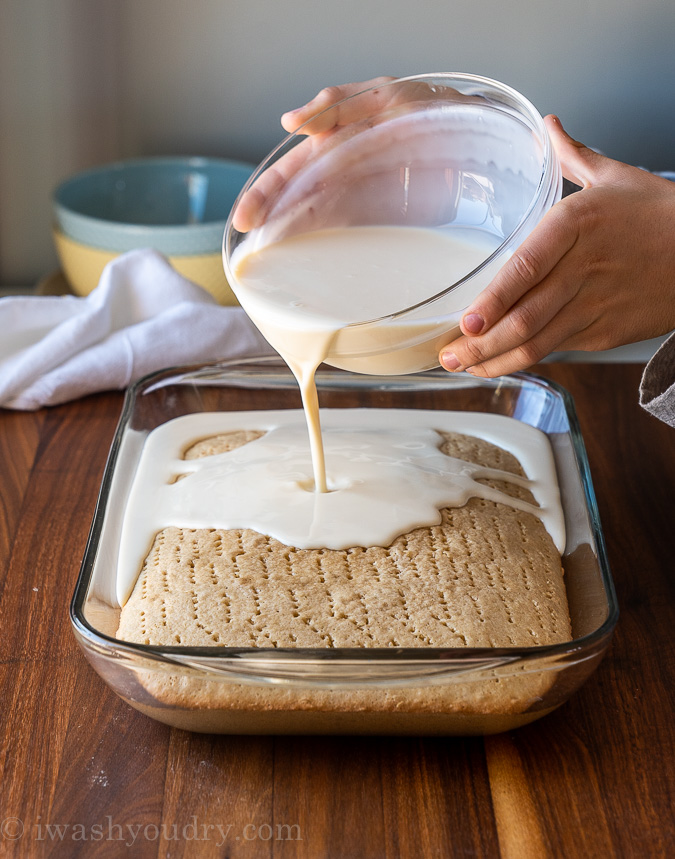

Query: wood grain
[0,367,673,859]
[0,409,43,577]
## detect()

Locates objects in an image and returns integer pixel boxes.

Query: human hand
[232,76,473,234]
[232,77,398,233]
[280,76,397,134]
[439,115,675,377]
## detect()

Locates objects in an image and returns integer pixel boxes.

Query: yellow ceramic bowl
[53,229,239,306]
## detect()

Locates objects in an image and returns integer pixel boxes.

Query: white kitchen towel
[0,249,275,410]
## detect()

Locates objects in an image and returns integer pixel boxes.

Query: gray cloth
[640,331,675,427]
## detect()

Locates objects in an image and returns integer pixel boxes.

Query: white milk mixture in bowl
[228,222,501,493]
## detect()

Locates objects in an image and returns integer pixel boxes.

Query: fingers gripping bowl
[223,73,562,376]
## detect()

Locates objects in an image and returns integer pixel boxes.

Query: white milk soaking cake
[116,410,571,710]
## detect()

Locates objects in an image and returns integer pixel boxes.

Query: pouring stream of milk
[230,224,502,494]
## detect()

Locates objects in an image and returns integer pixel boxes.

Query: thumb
[545,114,614,188]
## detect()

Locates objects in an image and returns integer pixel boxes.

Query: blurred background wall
[1,0,674,287]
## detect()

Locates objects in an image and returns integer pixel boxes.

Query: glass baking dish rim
[70,358,619,668]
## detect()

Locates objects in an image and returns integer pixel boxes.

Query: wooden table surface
[0,363,673,859]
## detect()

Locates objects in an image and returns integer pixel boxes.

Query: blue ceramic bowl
[53,157,255,256]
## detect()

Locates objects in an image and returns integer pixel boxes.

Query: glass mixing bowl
[223,73,561,375]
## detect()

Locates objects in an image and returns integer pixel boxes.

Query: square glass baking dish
[71,357,618,735]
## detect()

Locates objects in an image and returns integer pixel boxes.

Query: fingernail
[440,352,462,371]
[463,313,484,335]
[282,108,303,123]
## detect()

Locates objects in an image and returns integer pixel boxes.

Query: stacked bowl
[52,157,255,304]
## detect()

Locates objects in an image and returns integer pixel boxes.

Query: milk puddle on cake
[115,408,565,607]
